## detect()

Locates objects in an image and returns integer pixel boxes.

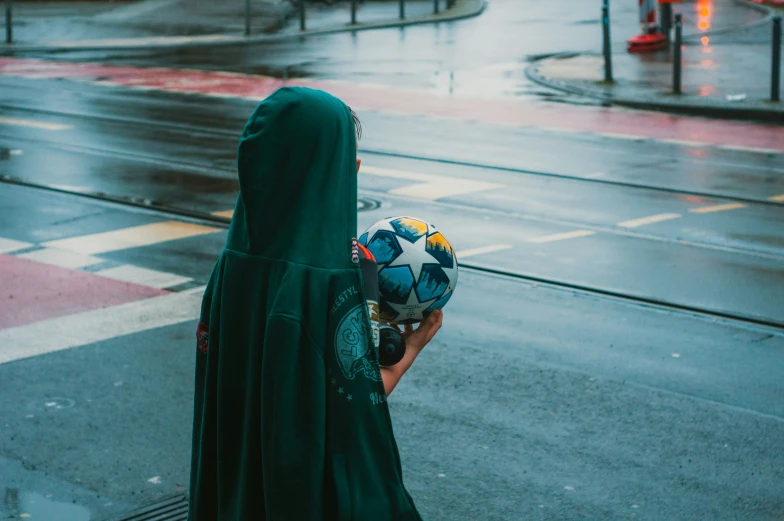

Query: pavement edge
[0,0,487,54]
[524,0,784,122]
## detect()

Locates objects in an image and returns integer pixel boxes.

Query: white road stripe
[659,138,707,147]
[618,213,681,228]
[389,179,504,200]
[718,145,782,155]
[769,194,784,202]
[458,244,513,258]
[0,117,73,131]
[689,203,747,214]
[41,221,221,255]
[598,132,646,141]
[361,165,437,181]
[529,230,596,243]
[17,247,103,269]
[361,165,504,200]
[212,210,234,219]
[0,237,31,253]
[95,265,192,289]
[0,287,204,365]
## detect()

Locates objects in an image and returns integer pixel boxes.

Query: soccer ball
[359,216,458,324]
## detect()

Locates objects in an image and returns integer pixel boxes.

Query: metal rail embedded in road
[0,102,781,209]
[1,173,782,332]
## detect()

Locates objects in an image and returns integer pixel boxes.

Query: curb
[525,59,783,123]
[525,0,783,122]
[0,0,486,54]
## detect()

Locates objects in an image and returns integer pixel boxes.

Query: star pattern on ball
[386,285,437,320]
[387,235,441,283]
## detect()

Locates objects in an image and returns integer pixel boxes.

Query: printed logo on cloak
[333,298,382,383]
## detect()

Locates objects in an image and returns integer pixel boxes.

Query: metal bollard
[434,0,439,15]
[602,0,613,83]
[773,16,781,102]
[660,2,672,39]
[5,0,12,44]
[299,0,306,31]
[399,0,404,19]
[673,13,682,94]
[245,0,251,36]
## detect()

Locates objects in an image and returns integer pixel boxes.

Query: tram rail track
[2,173,783,332]
[1,101,782,208]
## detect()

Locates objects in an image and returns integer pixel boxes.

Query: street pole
[660,2,672,40]
[602,0,613,83]
[5,0,12,44]
[299,0,306,31]
[673,13,682,94]
[351,0,357,24]
[773,16,782,102]
[399,0,404,19]
[434,0,439,15]
[245,0,251,36]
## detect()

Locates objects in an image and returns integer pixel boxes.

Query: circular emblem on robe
[334,304,382,382]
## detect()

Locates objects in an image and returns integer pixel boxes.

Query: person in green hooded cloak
[188,86,444,520]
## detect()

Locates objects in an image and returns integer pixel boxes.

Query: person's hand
[396,310,443,354]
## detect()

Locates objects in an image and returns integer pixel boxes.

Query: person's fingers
[420,311,443,341]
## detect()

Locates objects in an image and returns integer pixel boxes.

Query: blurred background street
[0,0,783,519]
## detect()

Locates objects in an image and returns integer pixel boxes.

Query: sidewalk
[526,0,783,121]
[0,0,485,53]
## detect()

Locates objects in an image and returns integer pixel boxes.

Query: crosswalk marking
[41,221,221,255]
[0,287,204,365]
[94,265,192,289]
[769,194,784,202]
[0,117,73,131]
[458,244,513,258]
[529,230,596,243]
[0,237,31,253]
[689,203,747,214]
[17,247,103,269]
[361,165,504,200]
[618,213,681,228]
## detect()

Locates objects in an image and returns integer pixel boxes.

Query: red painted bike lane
[0,254,167,330]
[1,58,782,152]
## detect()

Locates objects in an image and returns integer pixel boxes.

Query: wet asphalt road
[2,1,784,519]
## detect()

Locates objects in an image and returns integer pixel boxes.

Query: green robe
[188,87,422,521]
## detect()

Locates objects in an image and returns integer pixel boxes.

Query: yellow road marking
[361,165,504,200]
[42,221,220,255]
[769,194,784,202]
[458,244,513,258]
[529,230,596,243]
[689,202,747,214]
[213,210,234,219]
[618,213,681,228]
[0,117,73,131]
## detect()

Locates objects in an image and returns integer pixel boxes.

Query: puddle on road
[3,489,91,521]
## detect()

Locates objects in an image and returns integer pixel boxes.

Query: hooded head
[226,87,359,270]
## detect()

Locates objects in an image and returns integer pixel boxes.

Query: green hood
[188,87,423,521]
[228,86,357,267]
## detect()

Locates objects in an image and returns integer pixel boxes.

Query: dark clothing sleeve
[261,314,327,520]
